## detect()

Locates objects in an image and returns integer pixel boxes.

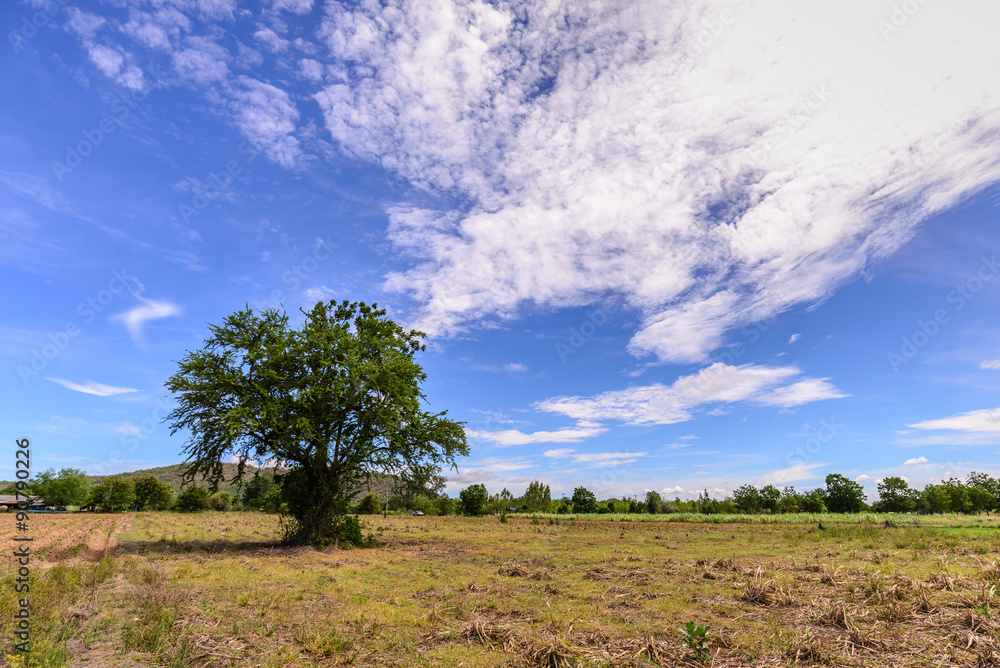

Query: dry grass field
[3,511,1000,667]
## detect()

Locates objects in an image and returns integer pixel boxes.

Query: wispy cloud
[981,358,1000,370]
[789,333,801,344]
[535,363,846,426]
[111,298,182,346]
[910,408,1000,433]
[47,378,139,397]
[760,462,826,485]
[465,421,605,447]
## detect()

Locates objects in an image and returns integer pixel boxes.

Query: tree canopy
[164,300,468,545]
[28,468,90,507]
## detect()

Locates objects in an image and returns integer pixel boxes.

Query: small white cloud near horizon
[789,333,801,344]
[662,485,685,495]
[761,462,825,485]
[904,456,929,466]
[855,474,870,482]
[47,377,139,397]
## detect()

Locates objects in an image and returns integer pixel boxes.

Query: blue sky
[2,0,1000,502]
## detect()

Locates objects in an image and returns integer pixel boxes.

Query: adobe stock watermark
[747,83,833,167]
[17,269,136,384]
[877,0,931,41]
[250,237,338,312]
[785,417,843,467]
[887,255,999,372]
[90,396,174,477]
[177,141,261,225]
[554,302,621,362]
[7,0,71,53]
[689,0,753,55]
[50,63,167,182]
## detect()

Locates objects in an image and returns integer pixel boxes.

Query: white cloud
[569,451,646,466]
[229,76,302,168]
[172,37,230,85]
[910,408,1000,433]
[981,358,1000,370]
[298,58,324,82]
[904,456,928,466]
[505,362,528,373]
[544,448,575,458]
[112,300,182,346]
[47,378,139,397]
[465,421,606,446]
[307,1,1000,362]
[855,474,869,482]
[535,363,846,426]
[268,0,314,13]
[663,443,693,450]
[760,462,825,485]
[788,333,801,344]
[662,485,685,494]
[254,26,289,53]
[114,422,143,436]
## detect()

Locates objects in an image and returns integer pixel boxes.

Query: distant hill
[3,462,401,501]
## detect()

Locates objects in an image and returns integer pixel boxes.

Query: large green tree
[164,301,468,545]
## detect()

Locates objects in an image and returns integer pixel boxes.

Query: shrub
[175,486,210,512]
[208,491,233,511]
[356,493,381,515]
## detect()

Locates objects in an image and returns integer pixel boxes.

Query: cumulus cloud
[910,408,1000,433]
[228,76,302,168]
[535,363,846,426]
[904,456,928,466]
[855,474,869,482]
[307,0,1000,362]
[47,378,139,397]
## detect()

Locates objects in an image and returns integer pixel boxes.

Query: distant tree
[920,484,952,514]
[799,489,827,513]
[133,475,174,511]
[876,477,916,513]
[356,493,381,515]
[732,484,761,514]
[435,496,455,515]
[175,486,211,512]
[209,491,233,511]
[28,468,90,508]
[645,490,662,515]
[522,481,552,512]
[824,474,867,513]
[759,485,781,513]
[966,472,999,512]
[240,473,278,510]
[942,478,971,514]
[571,487,597,514]
[411,494,437,515]
[459,484,488,516]
[85,478,135,513]
[779,486,800,514]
